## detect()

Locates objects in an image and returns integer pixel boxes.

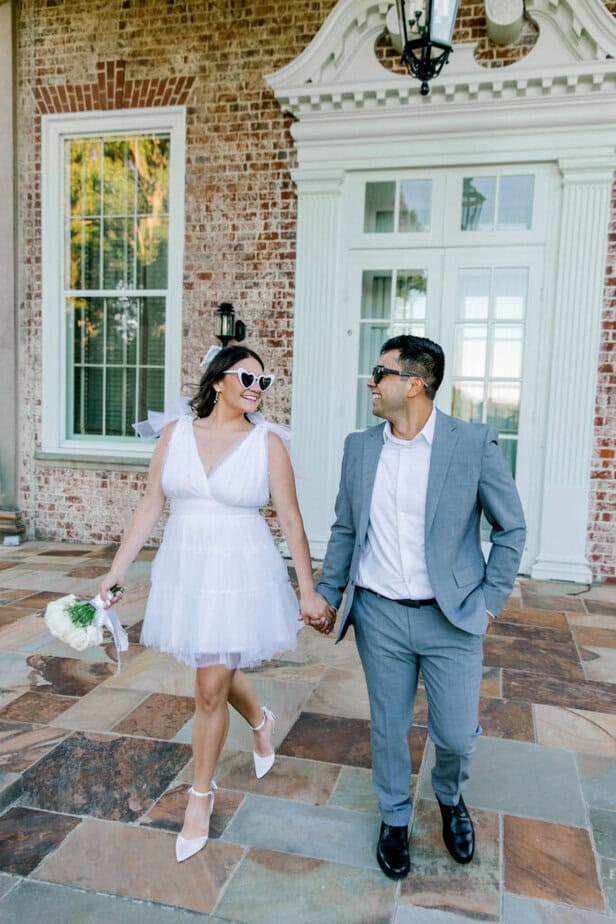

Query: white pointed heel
[175,781,218,863]
[251,706,276,779]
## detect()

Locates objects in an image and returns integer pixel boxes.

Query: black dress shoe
[437,796,475,864]
[376,822,410,879]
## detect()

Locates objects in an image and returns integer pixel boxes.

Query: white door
[340,249,444,437]
[439,247,545,573]
[341,247,543,573]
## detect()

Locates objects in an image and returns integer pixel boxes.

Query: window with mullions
[356,269,427,429]
[450,266,528,477]
[461,175,534,232]
[66,135,168,438]
[42,109,184,458]
[364,180,432,233]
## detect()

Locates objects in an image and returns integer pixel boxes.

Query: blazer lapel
[425,410,459,537]
[358,424,385,542]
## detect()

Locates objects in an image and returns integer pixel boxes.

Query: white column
[290,173,344,557]
[0,1,16,508]
[532,161,613,583]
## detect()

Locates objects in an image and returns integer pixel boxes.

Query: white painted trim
[485,0,524,46]
[524,0,616,63]
[266,0,616,115]
[290,171,346,547]
[531,161,613,582]
[41,107,186,461]
[344,165,552,249]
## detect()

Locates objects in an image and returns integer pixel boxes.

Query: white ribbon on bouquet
[90,594,129,675]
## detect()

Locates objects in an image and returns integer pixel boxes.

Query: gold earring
[214,390,220,405]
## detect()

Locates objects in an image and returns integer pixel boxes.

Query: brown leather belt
[358,586,437,609]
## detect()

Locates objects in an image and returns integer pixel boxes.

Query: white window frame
[41,107,186,461]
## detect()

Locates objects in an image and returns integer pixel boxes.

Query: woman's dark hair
[190,345,265,418]
[381,334,445,400]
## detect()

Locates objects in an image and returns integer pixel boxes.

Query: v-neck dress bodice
[141,415,300,669]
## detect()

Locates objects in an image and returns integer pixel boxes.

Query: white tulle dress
[140,413,301,669]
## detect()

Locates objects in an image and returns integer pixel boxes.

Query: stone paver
[395,908,488,924]
[419,736,587,826]
[400,801,500,920]
[33,818,244,915]
[502,893,615,922]
[0,879,212,923]
[0,872,18,899]
[590,807,616,859]
[222,793,380,870]
[0,772,21,812]
[577,754,616,811]
[216,848,397,924]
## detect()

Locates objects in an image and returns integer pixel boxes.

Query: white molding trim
[485,1,524,47]
[531,161,613,583]
[290,171,346,547]
[265,0,616,118]
[525,0,616,62]
[41,107,186,461]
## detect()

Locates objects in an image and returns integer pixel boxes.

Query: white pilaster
[532,162,613,582]
[291,174,344,557]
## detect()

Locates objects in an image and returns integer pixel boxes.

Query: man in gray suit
[314,335,526,879]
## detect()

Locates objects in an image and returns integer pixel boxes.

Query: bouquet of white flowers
[44,585,129,673]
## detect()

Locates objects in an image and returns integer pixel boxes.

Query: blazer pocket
[454,561,485,588]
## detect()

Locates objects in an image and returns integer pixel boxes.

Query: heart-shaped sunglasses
[223,367,275,393]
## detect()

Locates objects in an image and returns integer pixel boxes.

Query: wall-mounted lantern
[214,302,247,347]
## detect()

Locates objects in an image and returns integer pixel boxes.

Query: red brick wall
[589,173,616,582]
[15,1,616,579]
[21,464,154,545]
[16,0,339,545]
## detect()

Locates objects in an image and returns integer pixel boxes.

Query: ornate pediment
[265,0,616,114]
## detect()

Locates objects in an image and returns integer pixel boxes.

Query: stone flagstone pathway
[0,541,614,922]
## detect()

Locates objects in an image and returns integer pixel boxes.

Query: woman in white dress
[99,345,332,862]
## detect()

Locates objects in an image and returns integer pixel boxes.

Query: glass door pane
[450,265,528,477]
[364,180,432,233]
[64,133,169,439]
[356,267,429,429]
[460,175,534,232]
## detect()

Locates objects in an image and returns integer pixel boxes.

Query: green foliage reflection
[66,134,170,290]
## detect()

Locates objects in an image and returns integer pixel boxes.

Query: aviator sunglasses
[223,367,275,393]
[371,365,423,386]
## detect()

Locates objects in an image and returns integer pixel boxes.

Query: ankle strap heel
[251,706,276,732]
[188,780,218,799]
[176,781,218,863]
[251,707,276,779]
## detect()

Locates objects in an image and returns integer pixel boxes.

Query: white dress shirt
[357,409,436,600]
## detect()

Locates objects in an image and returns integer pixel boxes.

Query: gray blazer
[317,409,526,639]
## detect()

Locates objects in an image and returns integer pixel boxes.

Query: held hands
[98,573,126,608]
[299,589,337,635]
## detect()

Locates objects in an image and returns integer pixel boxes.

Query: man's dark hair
[381,335,445,400]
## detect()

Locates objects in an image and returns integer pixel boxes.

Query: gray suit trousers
[351,588,484,827]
